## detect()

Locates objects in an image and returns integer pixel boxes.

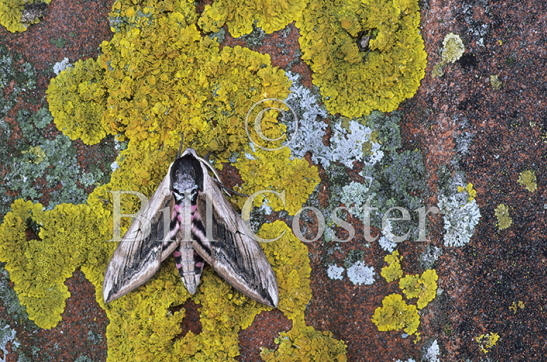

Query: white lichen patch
[424,339,440,362]
[53,57,72,75]
[326,264,345,280]
[340,181,372,212]
[285,72,384,168]
[284,71,330,165]
[378,235,397,253]
[438,191,481,247]
[378,220,397,252]
[329,121,384,168]
[346,261,375,285]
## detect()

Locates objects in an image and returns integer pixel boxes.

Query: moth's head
[170,154,204,204]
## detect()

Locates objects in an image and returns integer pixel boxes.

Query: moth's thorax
[170,154,204,205]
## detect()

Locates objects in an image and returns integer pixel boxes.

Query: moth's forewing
[103,169,177,303]
[192,166,279,308]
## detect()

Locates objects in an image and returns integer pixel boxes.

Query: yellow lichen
[431,62,444,78]
[47,57,108,145]
[98,14,290,156]
[432,32,465,77]
[376,251,438,336]
[457,182,477,202]
[371,293,420,335]
[509,300,525,314]
[0,199,113,329]
[234,146,320,215]
[22,145,47,164]
[109,220,345,361]
[494,203,512,230]
[105,265,192,361]
[0,159,328,359]
[380,250,403,282]
[199,0,307,38]
[441,33,465,64]
[489,74,503,90]
[109,0,197,33]
[259,222,347,361]
[399,269,438,309]
[518,170,537,193]
[261,319,347,362]
[475,332,500,354]
[0,0,50,33]
[296,0,427,117]
[259,221,312,320]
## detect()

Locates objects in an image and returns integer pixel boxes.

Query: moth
[103,148,278,307]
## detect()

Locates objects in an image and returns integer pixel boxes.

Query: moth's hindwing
[103,171,178,303]
[189,153,278,307]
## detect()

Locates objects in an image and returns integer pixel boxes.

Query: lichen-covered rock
[0,0,50,33]
[381,250,403,283]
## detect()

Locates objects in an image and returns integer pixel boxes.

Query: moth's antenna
[176,133,184,159]
[195,155,223,183]
[194,155,248,197]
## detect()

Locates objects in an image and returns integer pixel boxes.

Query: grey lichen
[326,264,344,280]
[354,147,426,237]
[0,46,114,221]
[0,322,18,361]
[420,244,443,269]
[74,356,96,362]
[0,44,37,120]
[437,185,481,247]
[0,265,31,323]
[238,22,266,48]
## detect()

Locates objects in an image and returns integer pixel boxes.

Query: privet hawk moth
[103,148,278,307]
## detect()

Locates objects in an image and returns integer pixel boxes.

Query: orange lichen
[198,0,307,38]
[380,250,403,282]
[47,58,108,145]
[297,0,427,117]
[371,293,420,335]
[399,269,438,309]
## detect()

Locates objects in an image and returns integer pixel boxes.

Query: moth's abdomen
[174,239,204,295]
